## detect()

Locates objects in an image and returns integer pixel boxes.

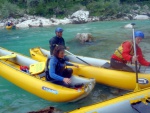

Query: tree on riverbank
[0,0,149,19]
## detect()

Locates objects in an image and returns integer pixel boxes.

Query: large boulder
[16,20,33,28]
[75,33,94,43]
[71,10,89,24]
[16,18,52,28]
[134,15,149,20]
[41,18,53,27]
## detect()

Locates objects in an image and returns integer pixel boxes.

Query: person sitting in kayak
[7,22,11,26]
[10,21,13,26]
[111,31,150,72]
[49,27,69,55]
[47,45,79,87]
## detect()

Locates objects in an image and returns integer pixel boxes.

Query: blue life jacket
[46,57,66,81]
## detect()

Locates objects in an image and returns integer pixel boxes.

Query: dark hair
[53,45,65,57]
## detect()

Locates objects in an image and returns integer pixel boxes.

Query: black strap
[46,57,51,72]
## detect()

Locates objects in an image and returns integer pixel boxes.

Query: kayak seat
[29,62,45,75]
[34,48,44,56]
[0,53,16,60]
[131,101,150,113]
[101,62,135,72]
[101,62,112,69]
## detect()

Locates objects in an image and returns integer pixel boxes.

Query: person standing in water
[46,45,78,87]
[110,31,150,72]
[49,27,69,55]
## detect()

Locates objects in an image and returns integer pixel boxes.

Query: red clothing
[112,41,150,66]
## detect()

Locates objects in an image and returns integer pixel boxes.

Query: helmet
[134,31,144,39]
[55,27,63,32]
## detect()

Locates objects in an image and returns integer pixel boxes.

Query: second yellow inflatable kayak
[69,87,150,113]
[30,47,150,90]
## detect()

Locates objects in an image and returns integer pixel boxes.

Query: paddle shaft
[131,23,138,84]
[65,50,91,66]
[53,44,91,65]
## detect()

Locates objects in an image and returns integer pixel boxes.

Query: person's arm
[66,61,79,68]
[49,58,64,81]
[122,41,133,62]
[137,46,150,66]
[65,61,74,66]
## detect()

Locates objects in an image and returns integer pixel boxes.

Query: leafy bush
[0,0,150,19]
[0,1,24,18]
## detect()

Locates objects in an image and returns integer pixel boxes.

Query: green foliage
[86,0,120,16]
[0,1,24,19]
[0,0,149,19]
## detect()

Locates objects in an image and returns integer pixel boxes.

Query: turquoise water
[0,20,150,113]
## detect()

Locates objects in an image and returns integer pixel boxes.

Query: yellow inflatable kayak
[6,25,13,29]
[69,87,150,113]
[30,47,150,90]
[0,47,95,102]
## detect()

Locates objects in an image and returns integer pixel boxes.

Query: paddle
[131,23,140,91]
[53,44,91,65]
[65,50,91,66]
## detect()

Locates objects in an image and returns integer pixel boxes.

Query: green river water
[0,20,150,113]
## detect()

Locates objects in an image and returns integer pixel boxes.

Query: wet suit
[46,56,74,87]
[49,36,66,55]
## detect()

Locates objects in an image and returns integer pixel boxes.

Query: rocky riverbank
[0,4,149,29]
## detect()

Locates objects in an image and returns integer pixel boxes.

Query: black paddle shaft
[76,56,91,65]
[135,61,138,83]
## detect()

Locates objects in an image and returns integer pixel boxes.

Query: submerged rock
[134,15,149,20]
[75,33,94,43]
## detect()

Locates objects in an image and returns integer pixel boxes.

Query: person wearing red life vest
[111,31,150,72]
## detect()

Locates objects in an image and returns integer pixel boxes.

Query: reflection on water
[0,20,150,113]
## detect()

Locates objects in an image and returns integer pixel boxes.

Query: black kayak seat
[101,62,137,72]
[131,101,150,113]
[101,62,111,69]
